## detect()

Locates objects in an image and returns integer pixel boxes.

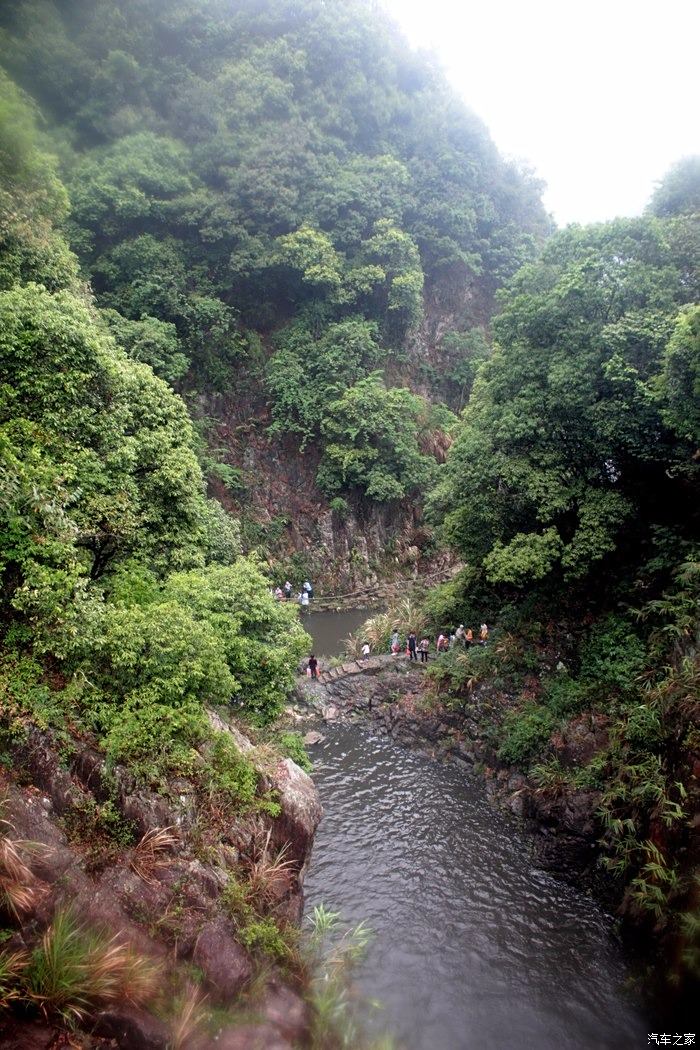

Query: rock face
[2,716,322,1049]
[270,758,323,875]
[193,918,254,1003]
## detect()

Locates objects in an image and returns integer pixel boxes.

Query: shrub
[238,917,293,962]
[201,733,260,812]
[541,674,590,718]
[580,616,646,699]
[497,704,556,766]
[276,732,312,773]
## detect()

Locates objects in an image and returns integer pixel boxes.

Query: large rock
[192,918,253,1003]
[262,980,310,1044]
[269,758,323,871]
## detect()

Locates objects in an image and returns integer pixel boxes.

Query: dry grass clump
[27,909,159,1021]
[129,825,179,884]
[169,982,209,1050]
[0,833,37,919]
[0,947,29,1006]
[245,829,296,911]
[0,805,48,920]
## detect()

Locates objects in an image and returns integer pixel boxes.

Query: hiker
[455,624,465,645]
[308,654,318,679]
[303,580,314,599]
[465,627,473,646]
[361,641,371,659]
[419,637,430,663]
[408,631,418,661]
[391,630,401,655]
[437,632,448,653]
[284,580,292,600]
[479,623,489,645]
[274,586,284,601]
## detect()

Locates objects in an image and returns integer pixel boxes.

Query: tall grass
[347,597,428,656]
[0,805,45,920]
[27,909,158,1021]
[306,904,393,1050]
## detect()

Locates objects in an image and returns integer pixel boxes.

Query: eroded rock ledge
[1,713,322,1050]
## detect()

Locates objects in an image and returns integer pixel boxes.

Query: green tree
[317,373,438,501]
[431,216,699,587]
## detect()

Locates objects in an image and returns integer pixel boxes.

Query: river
[303,723,649,1050]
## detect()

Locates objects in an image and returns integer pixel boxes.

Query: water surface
[304,607,378,657]
[304,724,648,1050]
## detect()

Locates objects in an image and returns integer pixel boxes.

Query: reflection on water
[305,724,648,1050]
[304,607,378,657]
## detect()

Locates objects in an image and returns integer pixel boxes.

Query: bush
[202,733,260,811]
[497,704,556,766]
[275,732,312,773]
[541,674,590,717]
[579,616,646,699]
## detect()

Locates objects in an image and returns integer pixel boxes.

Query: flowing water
[304,724,649,1050]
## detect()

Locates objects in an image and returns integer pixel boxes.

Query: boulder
[262,980,310,1043]
[0,1022,58,1049]
[192,917,253,1003]
[269,759,323,868]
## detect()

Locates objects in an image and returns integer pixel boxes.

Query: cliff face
[0,715,322,1050]
[201,394,451,590]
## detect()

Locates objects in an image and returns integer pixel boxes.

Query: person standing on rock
[391,630,400,655]
[361,642,370,659]
[303,580,314,599]
[479,623,489,645]
[455,624,465,645]
[308,654,319,679]
[284,580,292,600]
[419,636,429,663]
[408,631,418,661]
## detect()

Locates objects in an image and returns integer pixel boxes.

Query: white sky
[380,0,700,226]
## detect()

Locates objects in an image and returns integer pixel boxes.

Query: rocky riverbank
[0,712,322,1050]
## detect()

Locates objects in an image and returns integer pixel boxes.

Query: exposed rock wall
[1,715,322,1050]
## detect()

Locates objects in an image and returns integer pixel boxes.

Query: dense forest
[0,0,698,1039]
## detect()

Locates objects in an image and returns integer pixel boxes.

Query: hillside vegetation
[0,0,549,534]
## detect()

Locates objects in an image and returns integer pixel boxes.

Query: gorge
[0,0,698,1046]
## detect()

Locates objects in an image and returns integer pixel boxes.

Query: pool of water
[304,724,648,1050]
[303,607,378,657]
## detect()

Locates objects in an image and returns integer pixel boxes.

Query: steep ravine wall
[1,717,322,1050]
[200,395,453,591]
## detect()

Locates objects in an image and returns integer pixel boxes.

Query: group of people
[274,579,314,607]
[381,624,489,663]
